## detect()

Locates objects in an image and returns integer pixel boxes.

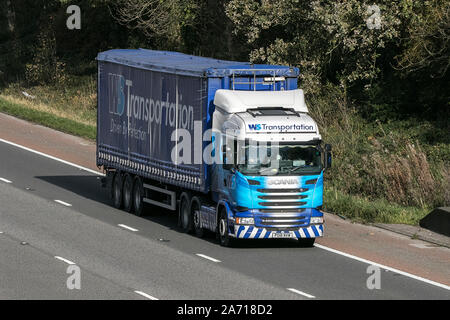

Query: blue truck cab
[211,89,330,247]
[96,49,331,247]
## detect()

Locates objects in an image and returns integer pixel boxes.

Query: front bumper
[232,224,323,239]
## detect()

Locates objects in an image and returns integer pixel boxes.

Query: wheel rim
[193,210,200,228]
[219,218,227,237]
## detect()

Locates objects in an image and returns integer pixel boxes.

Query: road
[0,135,449,299]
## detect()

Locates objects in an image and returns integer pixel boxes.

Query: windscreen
[237,142,322,176]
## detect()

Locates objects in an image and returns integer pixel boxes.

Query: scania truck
[96,49,331,247]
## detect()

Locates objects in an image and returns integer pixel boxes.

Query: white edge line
[287,288,316,299]
[0,138,104,176]
[315,243,450,291]
[54,200,72,207]
[4,131,448,291]
[0,177,12,183]
[118,224,139,232]
[55,256,76,265]
[134,291,159,300]
[196,253,221,263]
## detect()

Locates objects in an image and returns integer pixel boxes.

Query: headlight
[310,217,323,224]
[235,217,254,225]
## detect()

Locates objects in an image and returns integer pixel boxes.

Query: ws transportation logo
[107,72,196,144]
[248,123,315,132]
[107,73,195,131]
[108,74,126,116]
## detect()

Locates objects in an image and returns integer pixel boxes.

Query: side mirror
[324,144,332,169]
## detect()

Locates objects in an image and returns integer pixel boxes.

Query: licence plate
[271,232,294,238]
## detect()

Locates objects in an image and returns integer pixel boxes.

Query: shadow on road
[35,175,313,249]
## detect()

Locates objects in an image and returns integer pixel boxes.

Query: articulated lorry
[96,49,331,247]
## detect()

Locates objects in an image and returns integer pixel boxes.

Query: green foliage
[226,0,402,93]
[310,82,449,212]
[323,187,429,225]
[0,96,96,140]
[0,0,448,224]
[25,22,66,86]
[396,0,450,77]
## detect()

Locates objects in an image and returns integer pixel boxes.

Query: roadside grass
[323,187,429,225]
[0,77,447,226]
[1,75,97,127]
[0,74,96,140]
[308,82,449,225]
[0,96,96,140]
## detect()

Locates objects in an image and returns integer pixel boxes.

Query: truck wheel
[179,194,192,233]
[297,238,315,248]
[218,208,234,247]
[133,177,145,217]
[123,174,133,213]
[191,198,204,238]
[112,172,123,209]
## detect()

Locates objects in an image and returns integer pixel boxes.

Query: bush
[25,22,66,86]
[307,82,448,217]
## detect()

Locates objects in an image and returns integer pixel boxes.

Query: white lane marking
[134,291,159,300]
[287,288,316,299]
[55,256,76,265]
[7,137,448,290]
[118,224,139,232]
[0,138,104,176]
[196,254,221,263]
[54,200,72,207]
[314,243,450,291]
[409,243,436,249]
[0,177,12,183]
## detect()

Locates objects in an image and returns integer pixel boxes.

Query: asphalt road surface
[0,139,449,300]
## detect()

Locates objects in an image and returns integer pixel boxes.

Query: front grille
[259,216,308,227]
[257,188,308,193]
[258,208,305,213]
[258,195,307,200]
[264,227,301,231]
[259,201,307,207]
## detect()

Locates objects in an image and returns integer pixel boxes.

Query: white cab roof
[214,89,308,113]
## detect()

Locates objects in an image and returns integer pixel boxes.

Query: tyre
[123,174,133,213]
[112,172,123,209]
[191,198,204,238]
[297,238,315,247]
[218,207,234,247]
[179,193,192,233]
[132,177,145,217]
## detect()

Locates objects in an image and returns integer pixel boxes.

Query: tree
[226,0,402,93]
[396,0,450,78]
[111,0,199,50]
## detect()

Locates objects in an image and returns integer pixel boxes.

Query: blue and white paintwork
[221,171,324,239]
[234,224,323,239]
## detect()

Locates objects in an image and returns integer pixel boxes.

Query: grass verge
[0,81,442,226]
[0,96,96,141]
[324,187,429,225]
